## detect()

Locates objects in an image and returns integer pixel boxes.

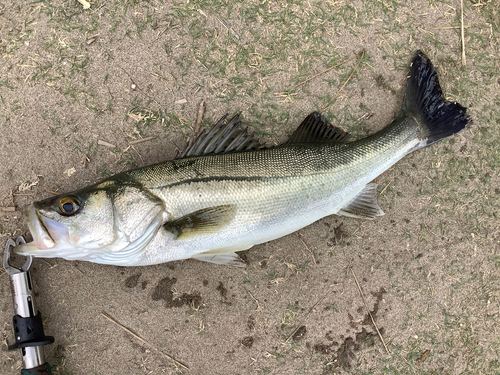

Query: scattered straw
[283,325,302,346]
[279,55,357,95]
[130,144,144,164]
[18,177,39,192]
[101,312,189,370]
[128,136,155,145]
[86,35,99,45]
[188,100,206,148]
[0,207,15,212]
[460,0,466,66]
[98,140,116,148]
[282,295,326,345]
[320,49,365,113]
[433,25,470,30]
[73,265,84,275]
[350,268,390,354]
[76,0,90,9]
[194,99,205,132]
[296,232,316,264]
[417,349,430,365]
[189,99,206,147]
[378,181,392,196]
[246,289,263,312]
[214,15,240,40]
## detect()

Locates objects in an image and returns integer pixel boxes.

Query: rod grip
[21,362,52,374]
[8,312,54,350]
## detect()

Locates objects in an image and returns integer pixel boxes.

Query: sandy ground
[1,0,499,374]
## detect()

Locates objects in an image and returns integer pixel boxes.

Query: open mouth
[21,204,70,251]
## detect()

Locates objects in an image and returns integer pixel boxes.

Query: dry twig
[320,49,365,113]
[379,181,392,196]
[433,25,470,30]
[282,295,326,345]
[279,55,357,95]
[246,289,263,312]
[101,312,189,369]
[296,232,316,264]
[350,268,390,354]
[188,100,206,148]
[214,15,240,40]
[128,136,155,145]
[460,0,466,65]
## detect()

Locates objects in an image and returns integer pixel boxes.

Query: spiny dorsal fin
[163,205,237,240]
[337,183,384,220]
[176,114,266,159]
[285,112,349,145]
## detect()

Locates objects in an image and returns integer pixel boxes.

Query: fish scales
[111,117,421,265]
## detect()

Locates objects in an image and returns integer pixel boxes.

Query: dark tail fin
[400,50,470,146]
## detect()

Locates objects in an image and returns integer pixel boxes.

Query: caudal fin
[400,50,470,146]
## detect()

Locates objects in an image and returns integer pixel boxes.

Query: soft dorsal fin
[176,114,266,159]
[337,183,384,219]
[285,112,349,145]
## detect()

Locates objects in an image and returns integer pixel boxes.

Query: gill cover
[16,181,165,264]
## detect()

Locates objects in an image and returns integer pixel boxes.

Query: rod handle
[21,362,52,374]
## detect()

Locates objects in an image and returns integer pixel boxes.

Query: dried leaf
[77,0,91,9]
[86,35,99,45]
[18,178,39,192]
[64,167,76,177]
[98,140,117,148]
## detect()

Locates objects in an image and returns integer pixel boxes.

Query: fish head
[15,180,165,264]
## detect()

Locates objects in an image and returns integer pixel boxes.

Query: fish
[15,51,470,266]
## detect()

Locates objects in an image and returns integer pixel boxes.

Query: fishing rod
[4,236,54,375]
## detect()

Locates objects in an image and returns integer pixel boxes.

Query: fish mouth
[15,204,70,255]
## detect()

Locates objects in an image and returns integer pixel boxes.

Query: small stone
[241,336,253,348]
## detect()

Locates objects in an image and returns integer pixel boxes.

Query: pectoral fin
[163,205,236,240]
[337,183,384,220]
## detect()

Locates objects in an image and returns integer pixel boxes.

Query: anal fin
[192,252,246,267]
[191,244,253,266]
[337,183,384,220]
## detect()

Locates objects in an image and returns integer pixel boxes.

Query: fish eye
[58,196,80,216]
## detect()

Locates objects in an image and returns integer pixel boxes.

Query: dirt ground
[1,0,499,374]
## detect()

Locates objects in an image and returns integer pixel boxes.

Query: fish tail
[400,50,470,147]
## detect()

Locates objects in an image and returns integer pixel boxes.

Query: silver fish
[16,51,470,266]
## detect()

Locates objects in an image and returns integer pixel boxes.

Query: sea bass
[16,51,470,266]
